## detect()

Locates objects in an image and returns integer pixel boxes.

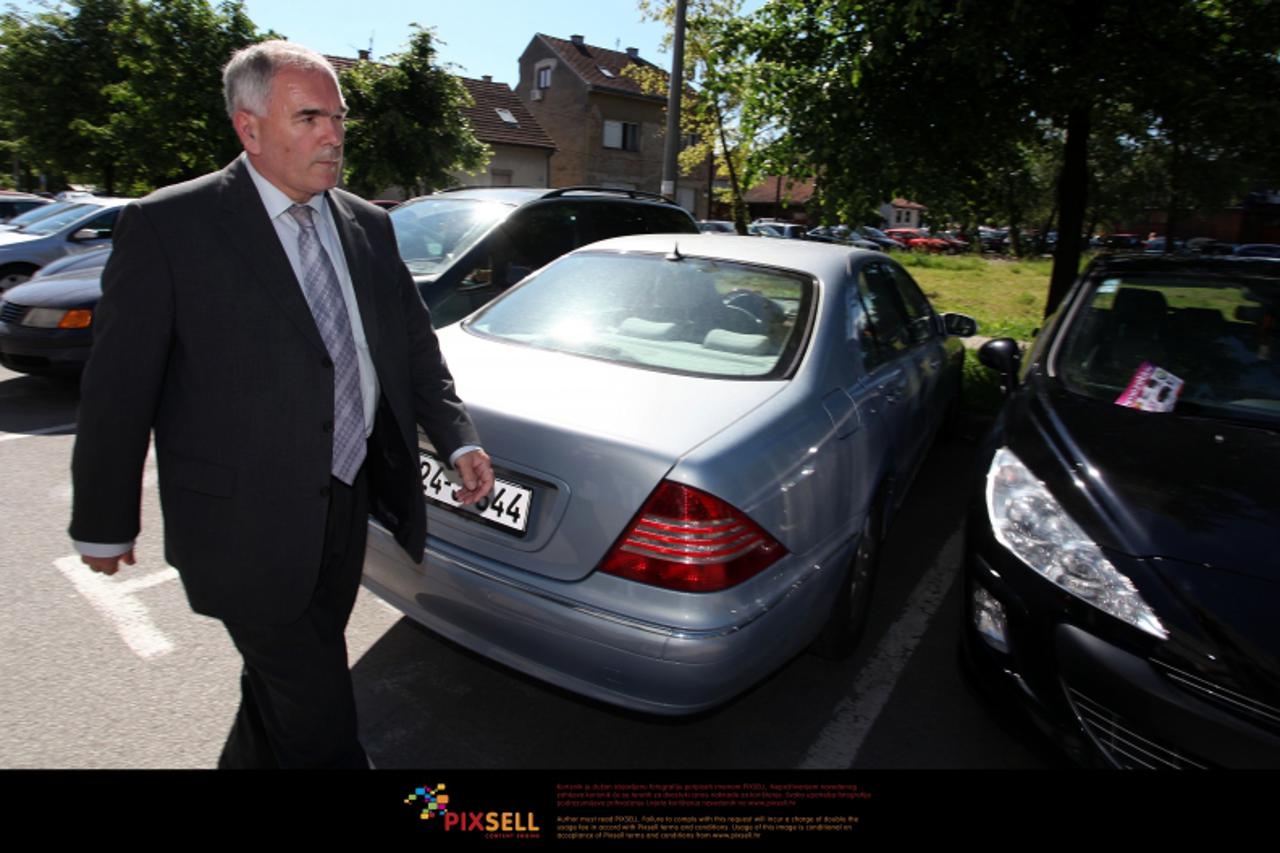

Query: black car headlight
[985,447,1167,639]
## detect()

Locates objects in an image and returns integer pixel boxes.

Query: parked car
[747,223,783,237]
[977,227,1008,253]
[854,226,906,252]
[805,225,879,250]
[966,254,1280,767]
[1100,232,1143,250]
[0,197,129,292]
[362,233,976,715]
[884,228,952,253]
[390,187,699,327]
[0,246,111,375]
[0,191,51,223]
[1234,243,1280,258]
[751,219,808,239]
[1142,236,1185,254]
[698,219,737,234]
[0,199,90,233]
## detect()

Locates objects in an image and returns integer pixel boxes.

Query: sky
[239,0,681,84]
[8,0,767,85]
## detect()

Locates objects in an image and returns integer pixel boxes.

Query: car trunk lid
[422,327,787,582]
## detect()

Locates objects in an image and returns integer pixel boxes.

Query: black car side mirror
[978,337,1022,395]
[942,312,978,337]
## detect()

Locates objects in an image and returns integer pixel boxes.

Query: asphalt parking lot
[0,363,1058,769]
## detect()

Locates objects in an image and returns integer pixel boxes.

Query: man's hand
[81,549,136,576]
[453,449,494,506]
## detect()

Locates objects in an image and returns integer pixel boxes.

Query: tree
[632,0,753,232]
[339,27,489,198]
[0,0,267,195]
[718,0,1280,315]
[95,0,263,193]
[0,0,133,191]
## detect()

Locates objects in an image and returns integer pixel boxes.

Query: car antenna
[666,242,683,261]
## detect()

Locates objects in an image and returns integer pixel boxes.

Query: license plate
[419,450,532,534]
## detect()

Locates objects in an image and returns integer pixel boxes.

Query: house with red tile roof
[515,34,710,218]
[325,55,556,195]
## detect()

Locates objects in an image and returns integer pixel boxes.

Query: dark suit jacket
[70,158,479,624]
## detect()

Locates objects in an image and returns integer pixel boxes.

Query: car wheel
[0,264,37,292]
[810,506,881,660]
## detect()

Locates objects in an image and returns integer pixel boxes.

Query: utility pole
[661,0,687,207]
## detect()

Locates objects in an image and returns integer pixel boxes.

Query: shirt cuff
[73,540,135,558]
[449,445,483,467]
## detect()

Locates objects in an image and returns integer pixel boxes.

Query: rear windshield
[466,251,813,379]
[1054,271,1280,424]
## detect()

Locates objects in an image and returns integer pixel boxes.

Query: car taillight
[598,481,786,592]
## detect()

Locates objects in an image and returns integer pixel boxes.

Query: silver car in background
[363,234,975,715]
[0,197,129,292]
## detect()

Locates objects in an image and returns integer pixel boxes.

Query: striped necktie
[287,203,366,485]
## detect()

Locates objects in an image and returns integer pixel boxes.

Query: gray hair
[222,40,340,118]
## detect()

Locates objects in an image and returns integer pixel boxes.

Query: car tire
[810,504,881,660]
[0,263,37,293]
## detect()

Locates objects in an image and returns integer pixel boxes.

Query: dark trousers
[217,465,370,769]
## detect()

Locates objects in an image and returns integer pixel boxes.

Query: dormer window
[537,65,552,88]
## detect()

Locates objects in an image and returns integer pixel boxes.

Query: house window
[495,108,518,126]
[537,66,552,88]
[603,120,640,151]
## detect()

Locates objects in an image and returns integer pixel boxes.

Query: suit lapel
[326,191,381,356]
[215,159,328,354]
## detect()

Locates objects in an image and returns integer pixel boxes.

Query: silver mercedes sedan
[363,234,976,715]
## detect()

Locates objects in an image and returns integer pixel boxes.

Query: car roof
[1090,253,1280,280]
[406,186,683,208]
[578,232,884,283]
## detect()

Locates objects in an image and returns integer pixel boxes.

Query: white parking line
[796,528,962,769]
[0,422,77,443]
[53,556,181,660]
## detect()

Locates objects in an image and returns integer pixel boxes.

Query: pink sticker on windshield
[1115,362,1184,412]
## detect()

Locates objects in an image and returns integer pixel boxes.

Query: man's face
[235,66,347,203]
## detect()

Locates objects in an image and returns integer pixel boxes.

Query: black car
[965,254,1280,768]
[390,186,699,327]
[0,246,110,375]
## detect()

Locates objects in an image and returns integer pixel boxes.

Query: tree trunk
[1046,105,1091,317]
[715,98,747,234]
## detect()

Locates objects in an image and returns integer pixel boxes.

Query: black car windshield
[390,197,513,276]
[466,251,813,379]
[1054,269,1280,424]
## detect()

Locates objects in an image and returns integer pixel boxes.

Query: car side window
[886,263,937,345]
[505,205,585,274]
[75,209,119,240]
[856,263,911,369]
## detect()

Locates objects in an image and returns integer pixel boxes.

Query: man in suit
[68,40,494,768]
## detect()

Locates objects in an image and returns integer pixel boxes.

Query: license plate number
[419,451,532,534]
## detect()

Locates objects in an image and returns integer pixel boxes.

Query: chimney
[570,34,585,46]
[357,49,370,61]
[626,47,639,59]
[482,75,492,83]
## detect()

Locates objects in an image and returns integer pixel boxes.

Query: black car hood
[1017,377,1280,582]
[3,268,104,307]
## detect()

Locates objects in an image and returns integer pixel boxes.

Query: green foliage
[715,0,1280,310]
[633,0,752,228]
[340,26,489,198]
[0,0,267,194]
